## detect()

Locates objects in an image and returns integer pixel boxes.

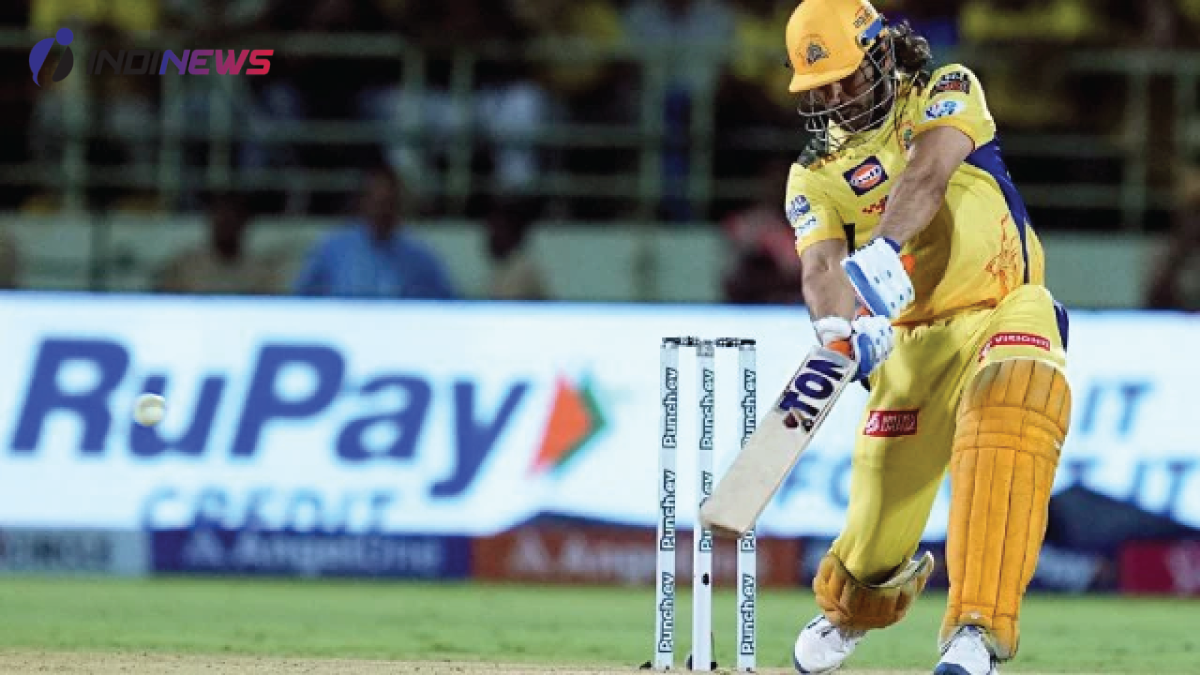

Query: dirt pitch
[0,653,1100,675]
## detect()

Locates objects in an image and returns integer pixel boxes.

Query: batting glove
[814,314,895,382]
[841,237,915,320]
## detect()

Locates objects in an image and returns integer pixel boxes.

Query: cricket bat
[700,345,858,538]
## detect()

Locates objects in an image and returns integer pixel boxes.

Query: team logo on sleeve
[786,195,811,225]
[932,71,971,96]
[843,157,889,196]
[924,100,964,121]
[793,214,819,238]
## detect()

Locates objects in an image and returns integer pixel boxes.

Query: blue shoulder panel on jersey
[1055,299,1070,351]
[965,136,1031,284]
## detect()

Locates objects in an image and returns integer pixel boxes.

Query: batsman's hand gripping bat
[700,344,858,539]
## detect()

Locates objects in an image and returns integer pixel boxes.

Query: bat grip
[827,339,853,358]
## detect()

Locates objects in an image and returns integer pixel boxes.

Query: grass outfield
[0,578,1195,674]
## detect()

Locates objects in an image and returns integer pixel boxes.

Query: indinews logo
[30,27,273,87]
[29,28,75,86]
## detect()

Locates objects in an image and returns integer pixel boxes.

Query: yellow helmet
[785,0,886,93]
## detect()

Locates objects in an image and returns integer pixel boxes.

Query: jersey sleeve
[914,64,996,149]
[785,162,845,257]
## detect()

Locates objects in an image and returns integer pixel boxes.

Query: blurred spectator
[960,0,1106,44]
[32,0,159,33]
[957,0,1126,232]
[1095,0,1192,48]
[258,0,402,122]
[358,2,549,213]
[722,0,793,116]
[958,0,1108,132]
[1179,0,1200,46]
[292,165,458,299]
[161,0,270,38]
[1145,163,1200,311]
[624,0,734,222]
[507,0,633,219]
[161,0,313,214]
[713,0,794,205]
[719,159,802,305]
[623,0,733,96]
[153,196,284,295]
[508,0,628,113]
[484,195,550,301]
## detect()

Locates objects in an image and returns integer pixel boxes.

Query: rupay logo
[8,338,528,531]
[29,27,75,87]
[526,375,607,475]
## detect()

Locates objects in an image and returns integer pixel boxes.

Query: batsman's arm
[874,126,974,247]
[801,238,858,324]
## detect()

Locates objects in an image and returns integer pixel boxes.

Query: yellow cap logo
[804,36,830,66]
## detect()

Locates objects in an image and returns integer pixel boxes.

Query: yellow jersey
[785,63,1046,326]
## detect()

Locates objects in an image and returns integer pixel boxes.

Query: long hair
[887,20,934,87]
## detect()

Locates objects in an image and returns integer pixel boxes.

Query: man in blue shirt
[292,166,459,299]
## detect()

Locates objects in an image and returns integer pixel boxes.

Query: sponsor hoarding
[0,528,147,576]
[1120,540,1200,595]
[473,526,800,587]
[152,528,471,579]
[0,293,1196,540]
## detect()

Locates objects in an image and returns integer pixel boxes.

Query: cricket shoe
[933,625,999,675]
[793,615,864,674]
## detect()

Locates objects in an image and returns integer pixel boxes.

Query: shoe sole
[794,653,840,675]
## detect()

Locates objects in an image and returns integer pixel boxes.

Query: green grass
[0,578,1195,672]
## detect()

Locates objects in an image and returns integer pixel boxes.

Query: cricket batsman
[781,1,1072,673]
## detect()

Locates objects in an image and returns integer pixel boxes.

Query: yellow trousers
[831,284,1068,582]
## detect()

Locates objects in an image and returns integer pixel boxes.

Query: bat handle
[827,340,853,358]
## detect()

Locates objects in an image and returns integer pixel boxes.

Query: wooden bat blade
[701,346,857,538]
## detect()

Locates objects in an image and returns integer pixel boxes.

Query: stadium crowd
[3,1,1200,306]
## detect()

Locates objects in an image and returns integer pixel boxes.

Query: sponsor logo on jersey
[863,410,919,437]
[978,332,1052,362]
[786,195,811,225]
[932,71,971,96]
[843,157,889,196]
[924,99,964,121]
[862,195,888,216]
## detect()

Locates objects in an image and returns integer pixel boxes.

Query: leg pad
[941,358,1072,660]
[815,550,935,631]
